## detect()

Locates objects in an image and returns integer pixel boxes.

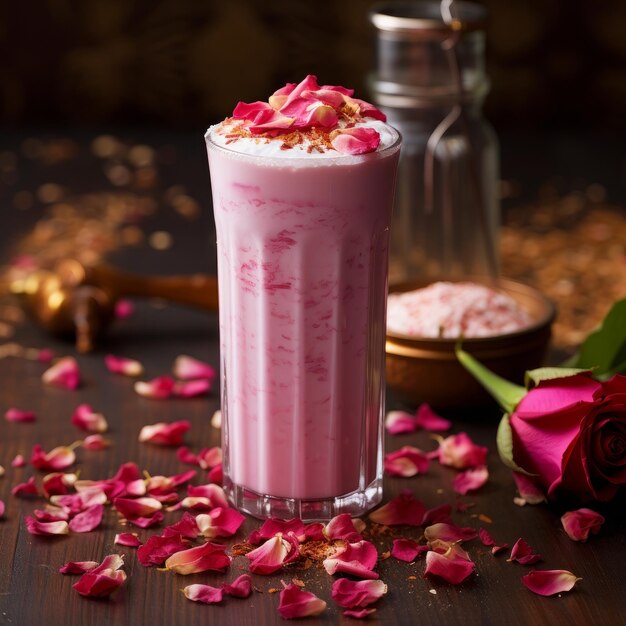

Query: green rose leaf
[525,367,592,388]
[455,345,526,413]
[565,297,626,377]
[496,413,535,476]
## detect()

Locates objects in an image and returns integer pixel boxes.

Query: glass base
[224,475,383,523]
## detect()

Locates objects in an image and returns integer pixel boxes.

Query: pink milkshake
[206,76,400,520]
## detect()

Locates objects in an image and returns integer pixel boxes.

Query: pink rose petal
[424,547,475,584]
[561,508,605,542]
[5,408,36,422]
[343,608,377,619]
[164,541,230,574]
[71,403,108,433]
[69,504,104,533]
[452,466,489,495]
[34,505,71,522]
[223,574,253,598]
[196,507,245,539]
[0,499,5,518]
[42,472,76,497]
[323,540,379,579]
[421,504,453,526]
[104,354,144,377]
[278,583,327,619]
[207,463,223,485]
[146,470,197,496]
[162,512,201,539]
[512,472,547,505]
[187,483,229,508]
[31,444,76,471]
[368,491,426,526]
[173,355,216,381]
[331,127,380,155]
[385,411,418,435]
[138,533,189,566]
[424,523,478,546]
[25,516,69,536]
[59,561,99,574]
[173,379,211,398]
[478,528,509,555]
[436,433,488,469]
[384,446,430,477]
[114,299,134,319]
[414,404,452,431]
[182,584,223,604]
[134,375,175,399]
[11,476,39,497]
[42,356,81,390]
[138,420,190,445]
[331,578,387,608]
[521,569,581,596]
[508,538,542,565]
[391,538,428,562]
[82,434,111,450]
[11,454,26,468]
[114,532,142,547]
[246,534,293,575]
[113,496,162,519]
[51,488,107,513]
[324,514,363,543]
[36,348,55,363]
[127,511,164,528]
[72,554,127,598]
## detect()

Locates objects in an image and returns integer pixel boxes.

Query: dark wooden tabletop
[0,131,624,626]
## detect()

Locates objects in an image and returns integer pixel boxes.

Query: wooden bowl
[385,278,556,409]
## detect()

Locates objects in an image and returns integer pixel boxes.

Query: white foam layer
[206,119,399,159]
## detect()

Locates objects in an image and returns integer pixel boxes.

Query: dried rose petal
[138,420,190,445]
[113,496,162,519]
[11,476,39,497]
[384,446,430,478]
[331,127,380,155]
[104,354,144,377]
[369,490,426,526]
[173,355,216,381]
[73,554,127,598]
[414,404,452,431]
[343,608,377,619]
[278,583,327,619]
[303,522,326,542]
[163,512,200,539]
[196,507,245,539]
[561,508,605,542]
[385,410,417,435]
[183,584,223,604]
[521,570,581,596]
[324,514,363,543]
[59,561,99,574]
[114,299,134,319]
[42,356,81,390]
[69,504,104,533]
[31,444,76,471]
[5,408,36,422]
[323,540,379,579]
[187,483,228,508]
[82,434,111,450]
[424,547,475,584]
[134,375,175,399]
[508,538,542,565]
[246,534,292,574]
[436,433,488,469]
[512,471,547,505]
[114,532,142,547]
[11,454,26,468]
[421,504,453,526]
[71,404,108,433]
[331,578,387,608]
[25,516,69,536]
[424,523,478,546]
[452,466,489,495]
[174,379,211,398]
[138,533,189,566]
[165,541,230,574]
[223,574,253,598]
[391,538,428,562]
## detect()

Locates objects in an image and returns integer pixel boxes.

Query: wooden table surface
[0,131,624,626]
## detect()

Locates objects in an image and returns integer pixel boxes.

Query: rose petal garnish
[164,541,230,574]
[68,504,104,533]
[323,514,363,542]
[114,299,134,319]
[5,408,36,422]
[508,538,542,565]
[521,570,581,596]
[385,410,418,435]
[424,547,475,584]
[246,534,293,575]
[210,410,222,429]
[162,512,201,539]
[384,446,430,477]
[42,356,81,390]
[59,561,99,574]
[187,483,229,508]
[369,491,426,526]
[137,533,189,566]
[452,466,489,495]
[331,579,387,608]
[391,538,428,562]
[11,454,26,468]
[196,507,245,539]
[421,504,453,526]
[138,420,191,445]
[173,355,216,381]
[114,532,142,547]
[42,472,76,497]
[31,444,76,471]
[330,127,380,155]
[478,528,509,555]
[323,540,379,579]
[113,496,162,519]
[435,433,488,469]
[11,476,39,497]
[72,554,127,598]
[82,434,111,450]
[134,375,175,399]
[174,379,211,398]
[222,574,253,598]
[104,354,144,377]
[424,523,478,546]
[512,471,547,506]
[414,404,452,431]
[182,583,224,604]
[278,583,327,619]
[71,403,108,433]
[25,516,69,536]
[561,508,605,542]
[343,608,377,619]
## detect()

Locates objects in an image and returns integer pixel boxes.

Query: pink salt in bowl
[385,278,556,410]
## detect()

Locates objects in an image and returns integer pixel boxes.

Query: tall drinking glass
[206,129,401,521]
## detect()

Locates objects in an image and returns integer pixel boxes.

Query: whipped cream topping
[206,75,399,158]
